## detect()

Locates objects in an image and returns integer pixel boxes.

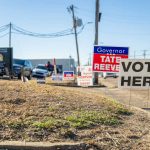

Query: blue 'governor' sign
[94,46,129,55]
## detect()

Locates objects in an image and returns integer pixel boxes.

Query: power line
[12,25,74,38]
[0,23,88,39]
[0,32,9,38]
[12,24,74,36]
[0,24,9,32]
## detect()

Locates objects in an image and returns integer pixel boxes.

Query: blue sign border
[64,71,74,75]
[94,46,129,55]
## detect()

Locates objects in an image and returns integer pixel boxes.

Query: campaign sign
[0,48,13,76]
[93,46,129,72]
[118,59,150,88]
[63,71,74,80]
[37,78,46,84]
[52,74,63,81]
[77,66,93,87]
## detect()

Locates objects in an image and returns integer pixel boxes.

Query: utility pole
[94,0,100,84]
[69,5,80,67]
[94,0,99,45]
[9,22,12,47]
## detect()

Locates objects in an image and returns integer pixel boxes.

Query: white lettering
[105,56,110,62]
[100,56,105,62]
[110,56,115,62]
[94,64,99,70]
[111,64,116,71]
[105,64,111,70]
[100,64,105,70]
[116,64,120,71]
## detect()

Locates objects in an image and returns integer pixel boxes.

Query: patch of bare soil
[0,79,149,150]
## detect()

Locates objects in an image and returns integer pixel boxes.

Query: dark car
[0,63,6,76]
[13,59,33,80]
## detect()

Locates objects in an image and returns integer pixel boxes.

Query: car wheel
[10,75,13,80]
[18,74,21,79]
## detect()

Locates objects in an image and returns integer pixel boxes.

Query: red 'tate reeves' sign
[93,46,129,72]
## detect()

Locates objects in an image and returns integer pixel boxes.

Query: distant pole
[69,5,80,67]
[89,53,91,65]
[69,55,71,71]
[9,22,12,47]
[134,51,136,58]
[143,50,146,59]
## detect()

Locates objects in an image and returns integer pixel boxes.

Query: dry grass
[0,79,149,149]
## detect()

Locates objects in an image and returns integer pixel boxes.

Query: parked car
[13,59,33,80]
[0,63,6,76]
[103,72,118,79]
[32,64,50,78]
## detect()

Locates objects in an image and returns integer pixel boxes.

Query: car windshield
[36,65,47,70]
[13,59,25,66]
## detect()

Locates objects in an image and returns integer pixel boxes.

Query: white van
[103,72,118,79]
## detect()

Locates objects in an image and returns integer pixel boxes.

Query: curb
[0,141,87,150]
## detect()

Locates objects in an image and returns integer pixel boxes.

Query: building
[28,58,76,73]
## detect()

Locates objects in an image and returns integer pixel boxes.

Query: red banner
[93,54,128,72]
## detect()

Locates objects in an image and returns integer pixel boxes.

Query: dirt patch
[6,98,26,105]
[0,79,149,149]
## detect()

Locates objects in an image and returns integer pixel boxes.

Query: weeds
[107,99,133,115]
[32,118,64,129]
[66,110,120,129]
[8,120,27,129]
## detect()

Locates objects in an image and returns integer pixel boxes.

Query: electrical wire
[12,24,74,38]
[0,23,87,39]
[0,32,9,38]
[0,24,9,32]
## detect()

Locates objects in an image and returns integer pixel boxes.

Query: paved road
[99,77,150,109]
[77,77,150,111]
